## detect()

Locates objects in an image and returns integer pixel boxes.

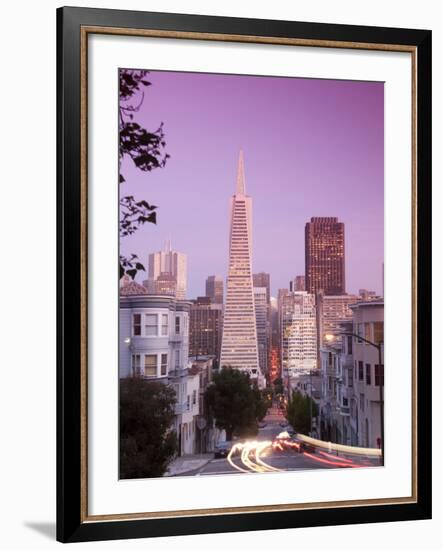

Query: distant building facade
[205,275,224,305]
[294,275,306,291]
[316,292,360,347]
[254,287,269,375]
[189,297,223,360]
[305,217,345,295]
[253,272,271,305]
[279,290,318,377]
[144,241,187,299]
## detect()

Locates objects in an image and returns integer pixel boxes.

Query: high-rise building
[253,272,271,373]
[294,275,306,291]
[189,297,223,360]
[305,217,345,295]
[253,273,270,305]
[316,292,360,346]
[205,275,224,305]
[144,241,187,299]
[254,287,268,374]
[280,290,317,377]
[220,151,261,383]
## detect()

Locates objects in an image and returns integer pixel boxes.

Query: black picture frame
[57,6,432,543]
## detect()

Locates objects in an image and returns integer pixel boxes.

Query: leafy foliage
[204,367,270,441]
[120,195,157,237]
[285,391,318,435]
[120,378,178,479]
[119,69,170,279]
[119,253,145,280]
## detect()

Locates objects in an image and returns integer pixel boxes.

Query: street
[181,406,379,476]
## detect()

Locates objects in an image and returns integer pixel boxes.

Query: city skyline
[120,70,384,298]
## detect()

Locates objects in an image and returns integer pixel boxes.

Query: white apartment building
[119,284,200,456]
[350,300,384,449]
[319,321,355,445]
[280,290,317,378]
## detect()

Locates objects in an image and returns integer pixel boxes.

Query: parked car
[214,441,232,459]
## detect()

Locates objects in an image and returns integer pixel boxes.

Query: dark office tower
[253,272,271,305]
[305,217,345,295]
[189,297,223,359]
[294,275,305,291]
[205,275,224,305]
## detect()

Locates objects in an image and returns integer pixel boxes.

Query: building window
[145,314,157,336]
[347,335,353,355]
[343,397,349,407]
[187,395,190,411]
[360,393,365,411]
[375,364,384,386]
[161,314,168,336]
[132,313,141,336]
[374,322,384,345]
[366,363,372,385]
[160,353,168,376]
[175,316,180,334]
[131,354,140,377]
[175,350,180,368]
[364,322,371,342]
[192,389,197,405]
[144,354,157,377]
[358,361,364,381]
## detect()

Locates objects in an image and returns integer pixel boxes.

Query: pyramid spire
[236,149,246,195]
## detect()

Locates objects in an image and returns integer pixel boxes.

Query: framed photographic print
[57,6,432,543]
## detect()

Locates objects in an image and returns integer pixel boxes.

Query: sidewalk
[165,453,213,476]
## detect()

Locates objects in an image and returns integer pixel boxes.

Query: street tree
[285,391,318,435]
[204,367,269,441]
[120,377,177,479]
[119,69,170,279]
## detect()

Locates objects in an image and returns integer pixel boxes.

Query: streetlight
[325,332,384,465]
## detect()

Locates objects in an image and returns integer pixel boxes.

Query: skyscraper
[305,217,345,295]
[189,297,223,359]
[280,290,317,376]
[253,273,270,305]
[253,272,271,372]
[205,275,224,305]
[254,287,268,375]
[294,275,306,291]
[144,241,187,299]
[220,151,261,383]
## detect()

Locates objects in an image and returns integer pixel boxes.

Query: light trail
[254,441,284,472]
[303,451,362,468]
[226,443,253,473]
[318,450,355,464]
[296,433,382,457]
[225,431,377,474]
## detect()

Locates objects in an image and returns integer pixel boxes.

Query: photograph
[118,68,385,479]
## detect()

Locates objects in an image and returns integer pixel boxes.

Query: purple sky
[120,70,384,298]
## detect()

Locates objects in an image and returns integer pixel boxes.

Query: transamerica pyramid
[220,151,262,384]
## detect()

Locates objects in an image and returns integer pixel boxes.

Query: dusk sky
[120,70,384,298]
